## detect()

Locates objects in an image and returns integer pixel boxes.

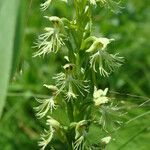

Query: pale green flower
[73,120,89,150]
[75,120,88,139]
[33,27,65,57]
[90,50,123,77]
[33,16,66,57]
[99,104,123,131]
[46,116,66,143]
[38,126,54,150]
[38,117,62,150]
[33,27,54,57]
[53,64,89,100]
[88,0,107,5]
[86,0,122,14]
[34,97,57,119]
[40,0,51,11]
[93,86,109,106]
[83,36,123,76]
[97,0,122,13]
[40,0,67,11]
[89,0,97,5]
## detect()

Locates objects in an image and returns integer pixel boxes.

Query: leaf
[51,106,70,126]
[0,0,22,118]
[11,0,26,77]
[86,124,103,145]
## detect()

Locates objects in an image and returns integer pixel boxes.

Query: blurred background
[0,0,149,149]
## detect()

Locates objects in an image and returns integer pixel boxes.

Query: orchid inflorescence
[34,0,124,149]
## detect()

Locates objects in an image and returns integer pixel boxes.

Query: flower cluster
[33,0,124,149]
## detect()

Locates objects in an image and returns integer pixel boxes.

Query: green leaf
[86,124,104,145]
[0,0,21,118]
[11,0,26,76]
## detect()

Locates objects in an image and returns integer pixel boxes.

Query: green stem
[92,70,96,86]
[66,101,74,122]
[67,140,73,150]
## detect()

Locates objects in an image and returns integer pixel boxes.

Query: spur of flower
[93,86,109,106]
[52,64,89,101]
[33,16,66,57]
[82,36,123,77]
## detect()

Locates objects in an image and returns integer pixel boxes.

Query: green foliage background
[0,0,149,149]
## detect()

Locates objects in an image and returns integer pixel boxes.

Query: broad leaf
[0,0,21,118]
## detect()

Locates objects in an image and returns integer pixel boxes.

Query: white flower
[40,0,52,11]
[99,104,123,131]
[38,117,61,150]
[88,0,112,6]
[90,50,123,77]
[38,126,54,150]
[73,120,88,150]
[96,0,122,13]
[34,97,57,119]
[40,0,67,11]
[93,86,109,106]
[33,27,65,57]
[75,120,88,139]
[53,64,89,100]
[89,0,97,5]
[33,16,66,57]
[83,36,123,76]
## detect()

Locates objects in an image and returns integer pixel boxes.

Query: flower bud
[44,84,58,92]
[101,136,111,145]
[46,116,61,130]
